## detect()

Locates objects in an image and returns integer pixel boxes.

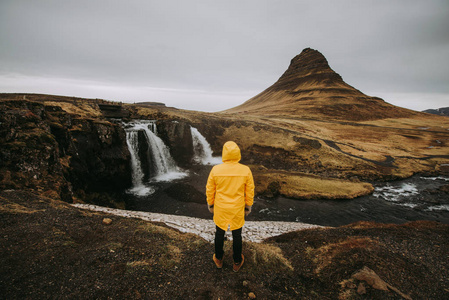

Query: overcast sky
[1,0,448,112]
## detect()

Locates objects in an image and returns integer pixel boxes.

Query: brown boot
[233,254,244,272]
[213,254,223,269]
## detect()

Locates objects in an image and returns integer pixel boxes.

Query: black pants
[214,226,242,263]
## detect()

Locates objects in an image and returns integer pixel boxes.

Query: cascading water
[124,120,187,196]
[190,127,222,165]
[125,130,155,196]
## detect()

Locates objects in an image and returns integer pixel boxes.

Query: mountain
[224,48,419,121]
[423,107,449,117]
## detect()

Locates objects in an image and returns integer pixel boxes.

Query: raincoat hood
[222,141,241,163]
[206,141,255,231]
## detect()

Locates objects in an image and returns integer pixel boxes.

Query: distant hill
[135,101,166,107]
[224,48,420,121]
[423,107,449,117]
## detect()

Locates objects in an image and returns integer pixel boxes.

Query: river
[122,120,449,227]
[125,165,449,227]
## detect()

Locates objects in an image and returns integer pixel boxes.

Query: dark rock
[264,181,281,199]
[0,99,131,206]
[98,103,130,118]
[164,183,206,204]
[294,136,322,149]
[66,119,131,194]
[0,100,68,199]
[422,107,449,117]
[440,184,449,193]
[156,120,194,167]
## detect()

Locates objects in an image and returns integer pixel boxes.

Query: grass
[311,237,380,274]
[135,223,207,269]
[44,101,102,118]
[254,170,374,199]
[244,242,294,272]
[0,200,44,214]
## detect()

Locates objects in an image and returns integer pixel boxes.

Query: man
[206,141,255,272]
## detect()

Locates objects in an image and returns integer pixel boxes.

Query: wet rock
[156,120,194,167]
[263,181,281,198]
[164,183,206,204]
[440,184,449,193]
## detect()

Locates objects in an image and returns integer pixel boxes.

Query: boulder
[103,218,113,225]
[351,266,412,300]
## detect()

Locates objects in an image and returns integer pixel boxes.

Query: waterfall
[124,120,186,196]
[190,127,222,165]
[139,124,186,181]
[125,130,155,196]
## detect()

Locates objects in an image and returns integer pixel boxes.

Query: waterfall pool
[125,167,449,227]
[121,120,449,227]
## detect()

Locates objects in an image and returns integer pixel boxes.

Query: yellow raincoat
[206,141,255,231]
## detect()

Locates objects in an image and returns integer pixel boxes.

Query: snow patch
[72,204,323,243]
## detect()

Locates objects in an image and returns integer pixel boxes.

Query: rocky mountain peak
[270,47,344,92]
[224,48,419,121]
[280,48,334,79]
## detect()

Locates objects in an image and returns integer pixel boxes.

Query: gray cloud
[1,0,448,111]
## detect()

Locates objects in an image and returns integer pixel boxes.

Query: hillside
[2,87,449,203]
[1,190,448,299]
[224,48,420,121]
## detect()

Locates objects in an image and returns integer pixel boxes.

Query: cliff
[0,99,131,206]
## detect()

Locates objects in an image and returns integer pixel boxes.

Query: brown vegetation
[1,190,448,299]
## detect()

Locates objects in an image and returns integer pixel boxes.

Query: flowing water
[126,169,449,227]
[125,130,155,196]
[124,120,187,196]
[252,175,449,226]
[190,127,222,165]
[123,120,449,227]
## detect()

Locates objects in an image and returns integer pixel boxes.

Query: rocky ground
[1,190,448,299]
[71,203,323,243]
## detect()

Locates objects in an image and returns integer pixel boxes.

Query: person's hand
[245,205,252,216]
[208,204,214,213]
